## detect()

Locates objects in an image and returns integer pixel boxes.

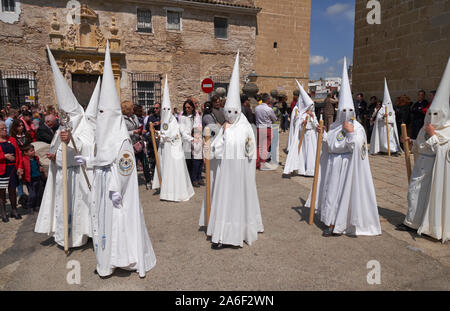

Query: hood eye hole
[343,109,346,112]
[433,113,438,115]
[349,109,354,112]
[235,111,238,114]
[99,110,104,113]
[228,110,231,113]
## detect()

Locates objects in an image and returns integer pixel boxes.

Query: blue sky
[309,0,355,80]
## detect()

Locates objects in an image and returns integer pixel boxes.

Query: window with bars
[1,0,15,12]
[214,17,228,39]
[131,73,161,112]
[167,10,181,31]
[0,70,37,108]
[137,9,152,33]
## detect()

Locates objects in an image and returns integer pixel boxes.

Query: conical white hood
[161,75,173,126]
[85,76,101,130]
[94,41,129,166]
[425,57,450,129]
[46,45,85,134]
[335,57,355,124]
[224,51,241,124]
[296,80,314,113]
[382,78,394,113]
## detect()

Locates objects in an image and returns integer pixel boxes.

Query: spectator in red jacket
[21,144,43,213]
[0,121,23,222]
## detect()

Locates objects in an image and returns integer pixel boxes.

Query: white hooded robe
[151,76,194,202]
[369,79,402,154]
[404,57,450,243]
[199,51,264,246]
[306,58,381,236]
[35,47,92,248]
[91,43,156,277]
[283,81,318,176]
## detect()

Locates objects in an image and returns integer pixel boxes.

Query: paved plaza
[0,132,449,290]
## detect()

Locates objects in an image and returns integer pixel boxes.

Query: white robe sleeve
[179,117,194,143]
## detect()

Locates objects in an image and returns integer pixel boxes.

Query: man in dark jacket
[410,90,428,139]
[240,94,255,124]
[36,114,58,144]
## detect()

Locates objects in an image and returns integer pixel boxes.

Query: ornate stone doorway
[72,74,100,108]
[48,4,122,100]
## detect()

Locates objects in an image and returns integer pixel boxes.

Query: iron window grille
[131,72,161,112]
[137,9,152,33]
[1,0,15,12]
[167,10,181,31]
[214,17,228,39]
[0,70,38,109]
[210,75,230,93]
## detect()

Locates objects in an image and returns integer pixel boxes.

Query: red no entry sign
[201,78,214,94]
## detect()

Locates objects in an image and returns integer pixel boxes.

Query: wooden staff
[149,122,162,186]
[385,106,391,157]
[62,140,69,255]
[401,123,412,182]
[309,119,324,225]
[204,127,211,228]
[297,116,310,154]
[68,134,91,191]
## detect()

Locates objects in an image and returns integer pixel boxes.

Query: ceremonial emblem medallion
[337,131,345,142]
[361,142,367,160]
[245,138,251,156]
[162,123,169,131]
[118,151,134,176]
[389,112,392,116]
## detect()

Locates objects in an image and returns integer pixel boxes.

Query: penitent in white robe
[307,121,382,236]
[152,117,194,202]
[286,106,299,152]
[283,112,318,176]
[35,133,92,248]
[91,139,156,277]
[201,113,264,246]
[369,108,402,154]
[405,127,450,242]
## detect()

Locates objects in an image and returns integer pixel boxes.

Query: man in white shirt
[254,93,277,169]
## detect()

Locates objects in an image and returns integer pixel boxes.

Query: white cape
[405,127,450,242]
[35,133,92,248]
[91,139,156,277]
[306,121,382,236]
[152,117,194,202]
[283,112,318,176]
[369,108,402,154]
[201,114,264,246]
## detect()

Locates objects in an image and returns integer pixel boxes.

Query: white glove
[111,192,122,208]
[74,155,87,166]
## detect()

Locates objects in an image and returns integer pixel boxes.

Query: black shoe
[395,223,414,232]
[1,216,8,223]
[193,181,200,188]
[211,243,224,250]
[197,180,205,186]
[322,228,340,237]
[11,213,22,220]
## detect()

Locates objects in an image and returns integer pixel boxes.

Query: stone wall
[353,0,450,101]
[254,0,311,98]
[0,0,258,109]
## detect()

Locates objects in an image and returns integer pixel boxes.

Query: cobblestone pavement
[0,131,448,290]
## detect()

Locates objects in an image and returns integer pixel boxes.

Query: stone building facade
[353,0,450,101]
[0,0,311,111]
[254,0,311,96]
